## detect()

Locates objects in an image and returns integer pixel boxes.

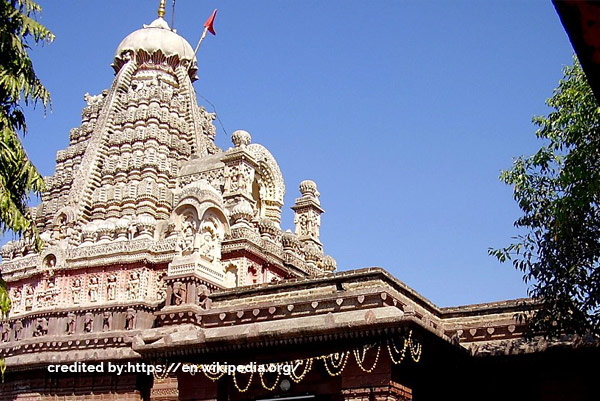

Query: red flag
[204,9,217,35]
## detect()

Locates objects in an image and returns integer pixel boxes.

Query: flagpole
[194,26,209,55]
[195,9,217,55]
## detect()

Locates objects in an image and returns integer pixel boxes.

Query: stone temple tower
[0,10,336,339]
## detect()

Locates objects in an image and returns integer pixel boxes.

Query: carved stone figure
[106,274,117,301]
[34,317,48,337]
[24,286,34,310]
[67,312,76,334]
[13,320,23,341]
[125,308,136,330]
[198,285,212,310]
[225,266,238,288]
[177,213,197,255]
[198,218,221,262]
[128,223,138,240]
[89,276,99,302]
[84,312,94,333]
[11,288,21,312]
[127,271,140,300]
[71,278,82,304]
[1,322,10,342]
[102,312,111,332]
[172,281,186,306]
[198,230,216,261]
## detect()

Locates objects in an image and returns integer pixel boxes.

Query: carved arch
[247,144,285,223]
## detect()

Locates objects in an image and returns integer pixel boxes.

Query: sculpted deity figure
[198,230,216,261]
[225,266,237,288]
[102,312,111,332]
[13,320,23,341]
[127,271,140,300]
[67,312,76,335]
[106,274,117,301]
[295,212,319,238]
[34,317,48,337]
[24,286,34,310]
[88,276,99,302]
[125,308,135,330]
[172,281,186,306]
[177,213,197,255]
[229,165,252,193]
[1,322,10,342]
[198,285,212,310]
[11,288,21,312]
[71,278,82,304]
[84,313,94,333]
[128,223,137,240]
[198,218,221,262]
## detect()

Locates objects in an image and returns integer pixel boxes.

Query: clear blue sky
[7,0,576,307]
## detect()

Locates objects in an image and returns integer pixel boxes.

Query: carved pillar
[291,180,324,251]
[222,130,258,218]
[342,382,412,401]
[150,376,179,401]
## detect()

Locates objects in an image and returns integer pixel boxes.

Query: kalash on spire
[0,0,337,356]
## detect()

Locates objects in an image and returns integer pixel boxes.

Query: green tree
[0,0,54,318]
[490,59,600,338]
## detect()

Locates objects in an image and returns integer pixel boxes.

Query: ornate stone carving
[88,276,99,302]
[156,272,167,301]
[24,286,34,311]
[1,321,10,342]
[198,219,219,262]
[177,212,197,255]
[127,271,140,300]
[13,320,23,340]
[71,278,82,304]
[225,264,238,288]
[106,274,117,301]
[125,308,136,330]
[102,312,112,331]
[11,288,22,313]
[34,317,48,337]
[172,281,186,306]
[231,129,251,148]
[67,312,76,334]
[198,285,212,310]
[84,312,94,333]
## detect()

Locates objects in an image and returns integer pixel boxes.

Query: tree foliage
[490,59,600,338]
[0,0,54,318]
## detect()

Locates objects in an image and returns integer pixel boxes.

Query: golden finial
[158,0,166,18]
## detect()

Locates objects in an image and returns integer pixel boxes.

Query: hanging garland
[152,331,421,393]
[320,351,350,376]
[353,344,381,373]
[289,358,313,383]
[203,367,226,382]
[387,336,407,364]
[232,370,254,392]
[259,370,281,391]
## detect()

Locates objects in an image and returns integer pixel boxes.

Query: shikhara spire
[1,10,336,322]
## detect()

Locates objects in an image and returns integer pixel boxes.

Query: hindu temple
[0,3,597,401]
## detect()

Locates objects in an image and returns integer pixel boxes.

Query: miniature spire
[158,0,166,18]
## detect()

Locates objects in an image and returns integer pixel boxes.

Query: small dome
[232,130,252,148]
[114,18,196,72]
[299,180,319,198]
